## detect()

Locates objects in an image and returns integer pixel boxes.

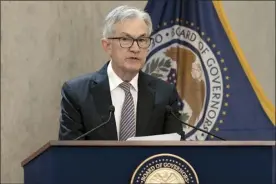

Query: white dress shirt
[107,61,138,136]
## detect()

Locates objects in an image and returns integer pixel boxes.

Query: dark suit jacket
[58,62,183,140]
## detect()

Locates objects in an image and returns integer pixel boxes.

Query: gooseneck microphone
[166,106,226,141]
[74,105,115,140]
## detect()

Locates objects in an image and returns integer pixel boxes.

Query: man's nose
[129,40,140,52]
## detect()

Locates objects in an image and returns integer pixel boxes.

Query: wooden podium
[22,141,275,184]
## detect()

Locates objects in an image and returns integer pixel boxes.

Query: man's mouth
[128,57,140,61]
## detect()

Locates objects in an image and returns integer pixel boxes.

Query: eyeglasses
[107,36,152,49]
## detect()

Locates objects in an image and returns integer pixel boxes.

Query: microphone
[166,106,226,141]
[74,105,115,140]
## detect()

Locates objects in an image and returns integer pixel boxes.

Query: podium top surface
[21,140,275,166]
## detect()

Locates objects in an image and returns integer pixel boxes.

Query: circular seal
[131,153,199,184]
[143,24,224,140]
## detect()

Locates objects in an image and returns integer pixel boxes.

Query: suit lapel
[90,63,118,140]
[136,72,155,136]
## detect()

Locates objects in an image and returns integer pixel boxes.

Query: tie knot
[119,82,131,92]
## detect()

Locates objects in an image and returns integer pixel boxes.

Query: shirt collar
[107,61,138,91]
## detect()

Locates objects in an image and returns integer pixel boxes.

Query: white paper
[126,133,181,141]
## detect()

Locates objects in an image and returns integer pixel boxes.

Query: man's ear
[101,38,112,55]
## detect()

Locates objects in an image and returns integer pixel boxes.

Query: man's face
[102,18,150,73]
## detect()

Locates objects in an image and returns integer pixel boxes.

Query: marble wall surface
[1,1,274,183]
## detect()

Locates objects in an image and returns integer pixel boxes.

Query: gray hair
[102,5,153,38]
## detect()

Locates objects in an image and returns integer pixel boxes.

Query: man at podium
[58,5,183,141]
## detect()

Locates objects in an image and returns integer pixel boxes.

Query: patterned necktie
[119,82,136,141]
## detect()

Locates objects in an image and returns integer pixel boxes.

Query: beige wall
[223,1,275,105]
[1,1,274,183]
